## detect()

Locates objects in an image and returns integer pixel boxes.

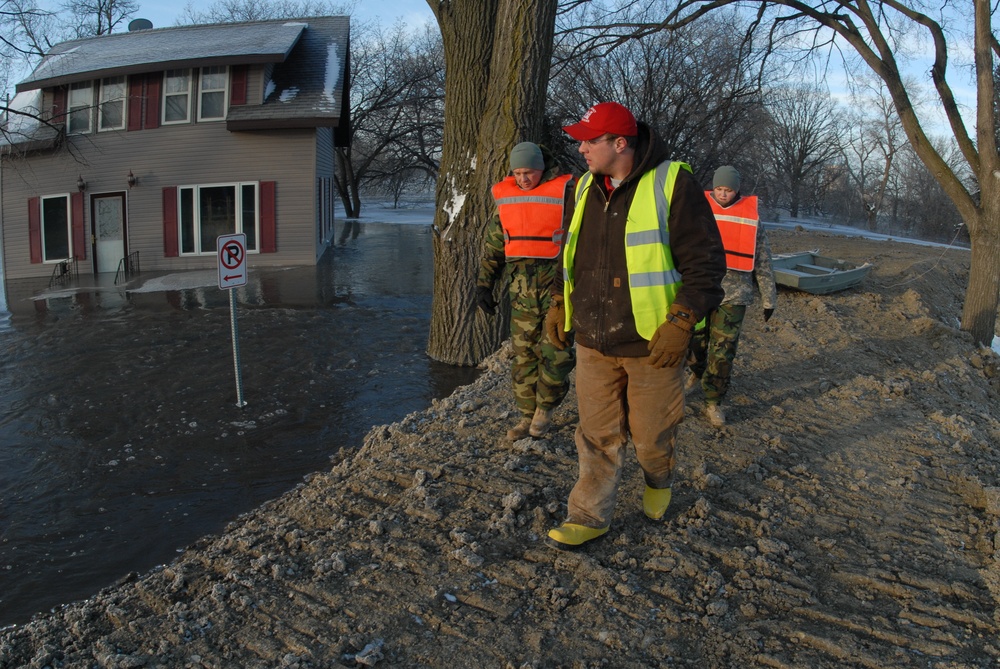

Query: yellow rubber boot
[546,523,609,550]
[643,486,672,520]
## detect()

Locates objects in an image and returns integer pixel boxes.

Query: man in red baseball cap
[561,101,638,141]
[543,102,727,549]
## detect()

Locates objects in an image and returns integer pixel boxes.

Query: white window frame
[197,66,228,121]
[98,75,126,131]
[177,182,259,256]
[67,81,93,135]
[41,194,72,263]
[162,69,191,124]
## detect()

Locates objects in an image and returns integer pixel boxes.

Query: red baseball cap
[562,102,638,141]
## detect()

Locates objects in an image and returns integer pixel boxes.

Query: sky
[133,0,434,30]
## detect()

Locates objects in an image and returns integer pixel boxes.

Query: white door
[93,195,125,273]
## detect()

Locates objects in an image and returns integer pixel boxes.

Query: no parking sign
[218,233,248,407]
[217,233,248,289]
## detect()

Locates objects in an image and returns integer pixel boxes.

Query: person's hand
[647,303,699,368]
[545,294,569,350]
[476,286,497,315]
[763,308,775,322]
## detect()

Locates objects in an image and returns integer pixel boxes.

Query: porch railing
[114,251,140,285]
[49,257,78,287]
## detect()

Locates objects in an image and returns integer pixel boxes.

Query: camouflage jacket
[720,221,778,309]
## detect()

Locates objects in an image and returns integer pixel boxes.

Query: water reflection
[0,222,477,627]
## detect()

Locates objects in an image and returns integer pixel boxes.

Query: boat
[771,250,872,295]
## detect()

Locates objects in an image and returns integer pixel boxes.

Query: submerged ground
[1,228,998,668]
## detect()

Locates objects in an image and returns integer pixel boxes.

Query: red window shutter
[163,187,178,257]
[28,197,42,264]
[145,74,161,130]
[71,192,86,259]
[51,87,67,122]
[260,181,276,253]
[127,77,143,131]
[230,65,248,106]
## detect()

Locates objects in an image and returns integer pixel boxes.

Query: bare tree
[760,84,841,218]
[424,0,558,365]
[549,7,771,184]
[839,75,907,232]
[896,140,968,244]
[1,0,56,82]
[336,21,443,217]
[590,0,999,345]
[177,0,352,25]
[59,0,138,37]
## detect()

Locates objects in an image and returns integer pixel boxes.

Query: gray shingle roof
[17,20,314,92]
[226,16,350,130]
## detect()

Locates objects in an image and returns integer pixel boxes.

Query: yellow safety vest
[563,161,690,340]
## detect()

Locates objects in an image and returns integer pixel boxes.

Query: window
[67,82,93,134]
[41,195,71,262]
[98,76,126,131]
[163,69,191,124]
[198,66,227,121]
[178,183,258,255]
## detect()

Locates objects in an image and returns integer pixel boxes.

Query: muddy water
[0,221,479,627]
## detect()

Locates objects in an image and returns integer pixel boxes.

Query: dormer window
[198,66,227,121]
[98,76,126,131]
[67,82,93,134]
[163,69,191,124]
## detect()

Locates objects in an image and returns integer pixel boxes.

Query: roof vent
[128,18,153,31]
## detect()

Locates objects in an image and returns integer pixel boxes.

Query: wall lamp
[76,175,87,192]
[127,170,137,188]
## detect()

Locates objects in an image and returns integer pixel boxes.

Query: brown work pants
[566,344,685,528]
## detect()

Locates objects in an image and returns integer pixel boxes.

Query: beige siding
[1,122,319,281]
[246,65,267,105]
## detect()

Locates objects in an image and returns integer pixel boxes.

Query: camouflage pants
[509,268,576,418]
[687,304,747,404]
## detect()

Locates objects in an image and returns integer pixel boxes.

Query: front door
[92,194,127,274]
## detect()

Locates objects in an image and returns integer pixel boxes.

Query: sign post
[217,233,248,408]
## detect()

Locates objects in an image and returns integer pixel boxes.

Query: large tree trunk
[425,0,558,365]
[961,199,1000,345]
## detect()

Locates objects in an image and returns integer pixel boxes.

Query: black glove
[763,308,774,323]
[647,303,698,368]
[476,286,497,315]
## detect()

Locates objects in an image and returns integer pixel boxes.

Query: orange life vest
[492,174,573,259]
[706,192,759,272]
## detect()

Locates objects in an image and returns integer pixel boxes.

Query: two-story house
[0,16,350,292]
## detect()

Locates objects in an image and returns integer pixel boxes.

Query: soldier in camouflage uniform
[476,142,576,440]
[688,165,778,427]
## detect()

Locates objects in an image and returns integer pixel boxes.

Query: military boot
[704,403,726,427]
[529,407,553,437]
[506,417,532,440]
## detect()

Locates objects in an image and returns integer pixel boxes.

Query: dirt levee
[2,229,999,668]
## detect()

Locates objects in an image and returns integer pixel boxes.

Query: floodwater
[0,219,479,628]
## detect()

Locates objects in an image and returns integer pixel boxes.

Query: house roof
[226,16,350,131]
[3,16,350,147]
[17,20,312,92]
